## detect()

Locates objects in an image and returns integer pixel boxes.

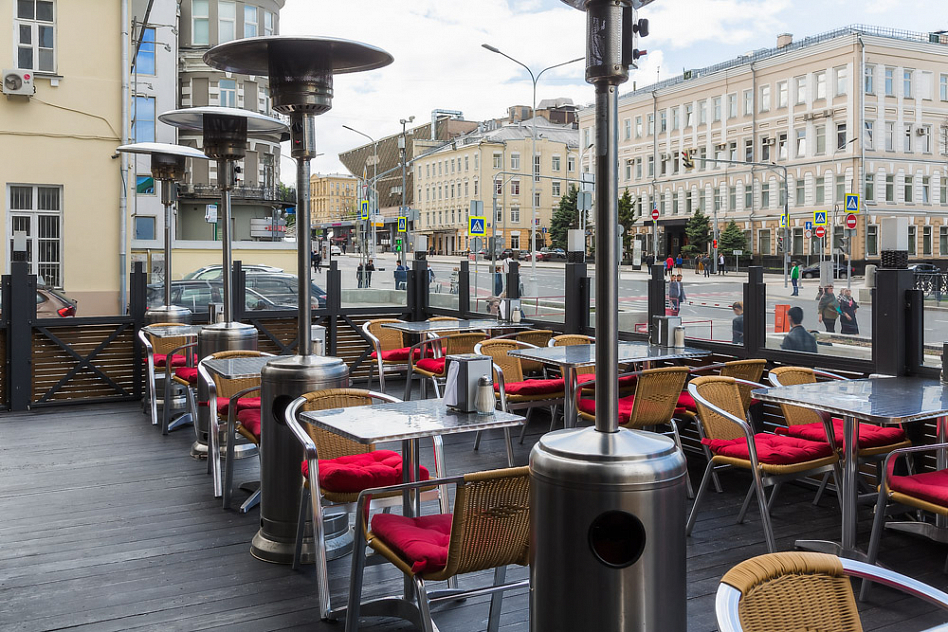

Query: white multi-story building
[579,25,948,267]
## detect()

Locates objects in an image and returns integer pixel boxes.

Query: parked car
[183,263,283,280]
[800,262,855,279]
[146,280,292,315]
[538,247,567,261]
[330,245,343,256]
[244,272,327,309]
[909,263,941,274]
[0,286,78,318]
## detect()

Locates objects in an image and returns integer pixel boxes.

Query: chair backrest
[719,552,861,632]
[427,316,459,323]
[689,375,750,442]
[768,366,824,427]
[365,319,405,352]
[720,359,767,412]
[439,466,531,579]
[297,388,383,459]
[445,332,488,355]
[475,339,528,384]
[625,367,690,429]
[550,334,594,347]
[145,323,188,357]
[207,350,270,400]
[515,329,554,348]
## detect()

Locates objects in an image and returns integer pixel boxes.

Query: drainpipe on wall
[119,0,130,312]
[651,90,658,256]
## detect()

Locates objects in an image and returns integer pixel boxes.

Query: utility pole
[399,116,415,266]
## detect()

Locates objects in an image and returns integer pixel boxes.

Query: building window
[510,235,520,249]
[218,1,236,43]
[792,227,804,254]
[136,175,155,195]
[132,96,156,143]
[904,175,914,202]
[465,155,470,171]
[244,5,257,37]
[923,177,931,203]
[941,227,948,255]
[15,0,55,72]
[908,225,917,255]
[919,125,932,153]
[264,11,274,36]
[635,115,643,137]
[884,121,895,151]
[511,207,520,223]
[714,187,722,211]
[759,85,770,112]
[218,79,236,107]
[473,179,479,196]
[552,181,561,197]
[684,104,693,127]
[865,65,874,94]
[885,175,895,202]
[815,125,826,154]
[671,107,679,130]
[761,137,771,162]
[795,179,805,206]
[623,118,631,140]
[635,158,642,180]
[698,101,707,125]
[567,155,576,172]
[794,75,806,105]
[494,179,502,196]
[942,181,948,205]
[551,155,560,172]
[743,89,753,116]
[534,190,541,207]
[865,173,875,202]
[729,186,736,210]
[744,184,753,210]
[744,139,753,163]
[903,69,914,98]
[777,132,788,160]
[867,224,878,256]
[795,128,806,157]
[659,109,667,132]
[777,81,788,108]
[761,183,770,208]
[815,71,826,100]
[941,74,948,101]
[836,179,845,205]
[758,230,772,255]
[647,113,654,135]
[8,185,63,287]
[815,176,825,205]
[135,27,156,75]
[834,66,848,96]
[510,153,520,170]
[134,216,156,240]
[836,123,847,151]
[864,120,874,150]
[533,154,540,182]
[493,153,502,169]
[713,97,721,121]
[904,124,913,152]
[884,67,895,96]
[727,93,737,118]
[647,156,654,177]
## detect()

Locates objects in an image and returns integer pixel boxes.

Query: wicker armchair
[717,552,948,632]
[403,332,488,400]
[139,323,195,430]
[197,350,273,511]
[686,376,840,552]
[284,388,448,620]
[362,318,413,393]
[346,467,530,632]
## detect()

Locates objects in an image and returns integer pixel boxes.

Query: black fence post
[7,260,35,411]
[130,261,147,399]
[565,254,588,334]
[458,260,471,316]
[326,260,340,356]
[647,264,666,340]
[743,266,765,357]
[506,261,520,300]
[874,268,915,376]
[232,260,245,322]
[410,260,430,320]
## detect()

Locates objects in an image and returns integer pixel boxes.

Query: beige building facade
[310,173,358,224]
[414,117,580,254]
[579,25,948,268]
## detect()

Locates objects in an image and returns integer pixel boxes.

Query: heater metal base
[145,305,192,325]
[252,513,351,565]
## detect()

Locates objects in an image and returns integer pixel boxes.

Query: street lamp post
[342,125,378,269]
[399,116,415,266]
[578,141,594,234]
[481,43,583,297]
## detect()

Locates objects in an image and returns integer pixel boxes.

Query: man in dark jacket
[780,306,818,353]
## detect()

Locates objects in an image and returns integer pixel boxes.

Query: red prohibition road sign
[651,208,659,220]
[845,213,857,229]
[815,226,826,239]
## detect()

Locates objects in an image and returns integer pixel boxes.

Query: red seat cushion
[702,434,835,465]
[889,468,948,507]
[173,366,198,384]
[236,408,261,438]
[416,358,446,375]
[677,391,697,413]
[217,397,261,416]
[300,450,430,494]
[578,395,638,424]
[496,378,565,396]
[152,353,189,368]
[370,348,422,362]
[576,374,637,388]
[777,419,906,449]
[371,513,453,574]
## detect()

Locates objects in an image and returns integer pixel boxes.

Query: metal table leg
[563,366,577,429]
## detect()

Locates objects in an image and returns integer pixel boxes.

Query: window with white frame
[794,75,806,104]
[533,154,540,182]
[865,65,875,94]
[647,113,654,135]
[885,121,895,151]
[8,185,63,287]
[135,27,156,75]
[884,67,895,96]
[908,224,917,255]
[685,104,693,127]
[744,138,753,163]
[815,72,826,99]
[647,156,654,177]
[729,186,736,210]
[510,153,520,170]
[835,66,848,96]
[244,5,257,37]
[778,132,788,160]
[727,93,737,118]
[743,89,753,115]
[132,96,156,143]
[795,128,806,157]
[836,123,847,151]
[744,184,753,210]
[567,155,575,172]
[815,125,826,154]
[511,206,520,223]
[904,175,914,202]
[218,1,236,43]
[942,181,948,205]
[264,11,274,36]
[923,176,931,203]
[761,183,770,208]
[941,227,948,255]
[494,178,502,196]
[218,79,237,107]
[777,81,788,108]
[659,109,667,132]
[510,179,519,195]
[865,173,874,202]
[552,181,561,197]
[758,229,772,255]
[698,101,707,125]
[759,85,770,111]
[885,175,894,202]
[551,155,560,172]
[510,235,520,249]
[534,190,541,207]
[671,107,679,130]
[714,187,722,211]
[624,160,632,181]
[904,123,913,152]
[493,153,502,169]
[867,224,878,256]
[836,179,845,204]
[919,125,932,153]
[904,69,914,98]
[761,137,772,162]
[635,158,642,180]
[815,176,825,204]
[795,179,805,206]
[15,0,55,72]
[864,120,874,150]
[713,97,722,121]
[623,118,631,140]
[635,115,643,137]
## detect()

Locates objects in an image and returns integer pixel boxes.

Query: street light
[342,124,378,269]
[399,116,415,265]
[481,43,583,296]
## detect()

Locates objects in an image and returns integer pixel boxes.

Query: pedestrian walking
[314,250,322,273]
[702,255,711,277]
[668,274,682,315]
[817,283,839,332]
[356,261,365,288]
[731,301,744,345]
[839,288,859,335]
[781,306,818,353]
[665,255,674,278]
[675,254,683,274]
[365,258,376,287]
[718,254,726,275]
[790,261,800,296]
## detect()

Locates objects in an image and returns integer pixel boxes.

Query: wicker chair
[197,349,273,511]
[139,323,196,430]
[403,332,489,401]
[549,334,594,347]
[362,318,414,393]
[717,552,948,632]
[346,467,530,632]
[686,376,840,552]
[512,329,554,374]
[283,389,447,620]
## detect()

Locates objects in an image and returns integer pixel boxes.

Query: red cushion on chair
[495,378,565,396]
[575,374,637,388]
[236,408,261,438]
[370,513,453,574]
[174,366,198,384]
[217,397,261,416]
[578,395,637,424]
[702,434,834,465]
[777,419,906,449]
[889,468,948,507]
[152,353,189,368]
[300,450,430,494]
[677,391,697,413]
[416,358,446,375]
[370,348,422,362]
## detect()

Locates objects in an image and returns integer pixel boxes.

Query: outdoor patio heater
[117,142,210,325]
[202,36,393,565]
[158,106,288,456]
[530,2,687,632]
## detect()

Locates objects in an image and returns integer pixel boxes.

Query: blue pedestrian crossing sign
[397,216,407,233]
[845,193,860,213]
[469,216,486,236]
[805,221,813,230]
[779,214,787,228]
[813,211,827,226]
[360,200,368,220]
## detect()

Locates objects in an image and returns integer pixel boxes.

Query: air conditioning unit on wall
[915,127,928,136]
[2,69,34,96]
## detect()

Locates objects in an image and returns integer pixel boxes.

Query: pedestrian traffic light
[713,239,718,249]
[777,236,784,253]
[681,150,694,169]
[395,238,403,252]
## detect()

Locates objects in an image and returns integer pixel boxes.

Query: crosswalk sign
[397,217,407,233]
[779,214,787,228]
[845,193,860,213]
[360,200,368,220]
[469,216,486,236]
[813,211,827,226]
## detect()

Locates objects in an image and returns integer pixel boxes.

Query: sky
[278,0,948,182]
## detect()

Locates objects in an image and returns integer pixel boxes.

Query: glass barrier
[427,258,460,312]
[664,264,745,344]
[921,274,946,368]
[520,261,565,325]
[336,252,408,308]
[467,254,498,316]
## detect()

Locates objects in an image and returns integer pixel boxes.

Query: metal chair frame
[361,319,410,393]
[139,324,196,432]
[402,332,489,401]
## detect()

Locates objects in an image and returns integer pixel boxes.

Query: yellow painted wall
[133,246,302,280]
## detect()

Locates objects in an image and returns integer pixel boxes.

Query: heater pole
[292,112,317,357]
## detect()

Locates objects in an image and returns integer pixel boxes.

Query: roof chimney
[777,33,793,48]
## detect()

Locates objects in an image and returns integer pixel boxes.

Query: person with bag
[839,288,859,335]
[668,274,683,315]
[817,283,840,332]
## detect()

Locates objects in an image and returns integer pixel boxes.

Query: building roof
[450,117,578,151]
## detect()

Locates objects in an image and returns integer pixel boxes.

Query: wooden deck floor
[2,399,948,632]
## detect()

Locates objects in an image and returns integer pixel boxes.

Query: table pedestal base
[252,513,352,565]
[885,521,948,543]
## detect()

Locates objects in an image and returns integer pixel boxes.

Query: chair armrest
[228,385,261,407]
[492,362,507,410]
[285,395,319,462]
[714,584,743,632]
[879,442,948,492]
[688,382,756,444]
[407,336,451,367]
[164,342,198,374]
[842,558,948,610]
[813,369,848,381]
[352,474,466,538]
[688,363,728,376]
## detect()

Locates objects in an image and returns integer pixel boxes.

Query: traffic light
[777,236,784,253]
[681,150,694,169]
[395,238,403,252]
[713,239,718,249]
[631,17,649,67]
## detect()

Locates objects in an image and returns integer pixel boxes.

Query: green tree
[683,207,711,258]
[718,219,747,255]
[618,189,637,258]
[549,185,579,250]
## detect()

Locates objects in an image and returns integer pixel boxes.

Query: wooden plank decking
[2,399,948,631]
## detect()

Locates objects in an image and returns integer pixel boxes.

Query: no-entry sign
[651,208,659,220]
[815,226,826,239]
[845,213,857,229]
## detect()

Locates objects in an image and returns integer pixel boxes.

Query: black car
[146,280,292,314]
[800,262,854,279]
[909,263,941,274]
[244,272,327,309]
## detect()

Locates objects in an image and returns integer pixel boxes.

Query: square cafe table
[752,376,948,558]
[509,341,711,429]
[300,398,525,623]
